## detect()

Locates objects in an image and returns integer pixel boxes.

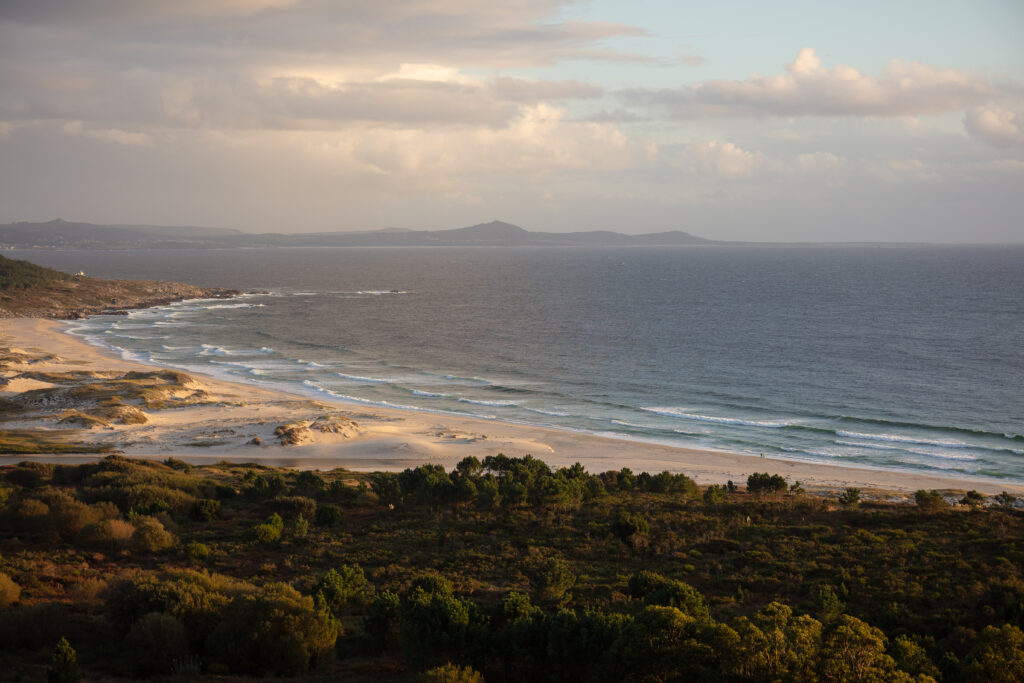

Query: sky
[1,0,1022,242]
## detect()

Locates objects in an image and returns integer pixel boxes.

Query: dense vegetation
[0,455,1021,681]
[0,254,70,290]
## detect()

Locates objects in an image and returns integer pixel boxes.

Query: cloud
[964,106,1024,146]
[626,48,1015,119]
[681,140,760,178]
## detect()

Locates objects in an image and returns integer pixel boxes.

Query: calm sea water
[15,246,1024,482]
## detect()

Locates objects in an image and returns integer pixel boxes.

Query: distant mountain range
[0,219,716,249]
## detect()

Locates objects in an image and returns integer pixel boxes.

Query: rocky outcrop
[0,261,240,319]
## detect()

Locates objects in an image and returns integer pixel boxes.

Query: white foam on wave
[203,302,264,310]
[445,374,491,384]
[835,430,974,450]
[458,397,518,407]
[411,389,448,398]
[642,407,793,428]
[834,439,979,461]
[335,372,391,384]
[356,290,407,295]
[528,407,571,417]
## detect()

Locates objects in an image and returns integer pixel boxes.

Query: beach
[2,317,1021,497]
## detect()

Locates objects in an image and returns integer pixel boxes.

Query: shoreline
[3,316,1023,497]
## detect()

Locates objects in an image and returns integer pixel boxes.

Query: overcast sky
[1,0,1022,241]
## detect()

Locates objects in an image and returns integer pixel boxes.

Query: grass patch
[0,429,114,454]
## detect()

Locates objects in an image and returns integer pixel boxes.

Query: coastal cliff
[0,254,239,319]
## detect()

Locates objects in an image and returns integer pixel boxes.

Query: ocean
[15,245,1024,483]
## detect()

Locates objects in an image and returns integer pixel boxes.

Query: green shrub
[46,637,80,683]
[529,557,576,605]
[207,582,340,676]
[190,498,221,521]
[184,541,211,561]
[270,495,317,520]
[960,490,984,508]
[703,485,726,504]
[0,572,21,609]
[103,569,252,642]
[914,490,948,512]
[994,491,1017,509]
[125,612,190,675]
[611,509,650,544]
[628,571,709,620]
[421,663,485,683]
[838,488,861,508]
[315,565,372,615]
[132,517,176,553]
[315,503,344,526]
[747,472,788,494]
[0,602,70,650]
[251,513,284,544]
[76,519,136,550]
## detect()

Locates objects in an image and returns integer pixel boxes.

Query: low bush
[0,572,21,609]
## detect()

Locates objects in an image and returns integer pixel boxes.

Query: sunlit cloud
[626,48,1016,119]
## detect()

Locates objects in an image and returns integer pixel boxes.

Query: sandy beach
[2,317,1021,498]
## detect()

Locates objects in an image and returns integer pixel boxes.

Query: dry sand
[3,317,1022,498]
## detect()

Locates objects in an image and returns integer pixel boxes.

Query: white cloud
[964,106,1024,146]
[628,48,1015,119]
[682,140,759,178]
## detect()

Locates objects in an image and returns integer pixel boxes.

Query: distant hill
[0,219,715,249]
[0,253,71,290]
[0,253,238,319]
[0,219,243,249]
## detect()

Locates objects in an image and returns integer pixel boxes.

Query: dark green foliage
[628,571,709,620]
[243,472,287,498]
[293,470,325,495]
[370,472,402,505]
[190,498,221,521]
[315,502,344,526]
[269,495,317,520]
[703,484,726,504]
[400,577,473,667]
[364,590,400,650]
[611,508,650,544]
[963,623,1024,682]
[399,464,455,504]
[1,457,1021,681]
[915,489,948,511]
[839,487,861,507]
[315,565,372,615]
[816,585,845,620]
[960,490,984,508]
[251,513,284,543]
[994,491,1017,509]
[529,557,576,605]
[103,569,250,643]
[0,253,70,290]
[207,582,339,676]
[46,637,80,683]
[746,472,788,494]
[0,602,70,650]
[125,612,190,675]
